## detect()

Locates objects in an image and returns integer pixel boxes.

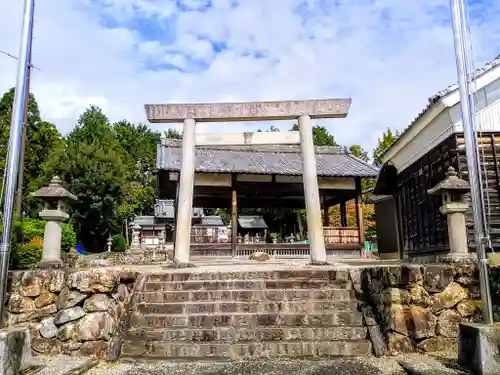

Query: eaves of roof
[379,54,500,163]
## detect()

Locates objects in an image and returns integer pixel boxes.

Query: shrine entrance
[145,99,378,264]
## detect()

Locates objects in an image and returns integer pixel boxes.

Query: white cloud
[0,0,499,155]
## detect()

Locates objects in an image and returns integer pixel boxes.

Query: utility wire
[0,49,41,71]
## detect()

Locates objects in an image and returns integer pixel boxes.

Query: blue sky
[0,0,500,154]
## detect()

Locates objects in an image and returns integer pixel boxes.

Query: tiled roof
[200,216,225,227]
[158,141,379,178]
[238,215,268,229]
[380,54,500,161]
[153,200,204,219]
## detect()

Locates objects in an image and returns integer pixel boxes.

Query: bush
[1,219,77,269]
[12,242,43,270]
[61,223,77,252]
[21,219,45,240]
[20,218,76,252]
[29,236,44,247]
[111,234,126,252]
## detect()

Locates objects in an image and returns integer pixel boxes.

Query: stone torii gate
[145,98,351,266]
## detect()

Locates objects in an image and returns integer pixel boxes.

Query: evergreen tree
[373,128,399,166]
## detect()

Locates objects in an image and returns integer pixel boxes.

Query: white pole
[0,0,35,328]
[450,0,493,323]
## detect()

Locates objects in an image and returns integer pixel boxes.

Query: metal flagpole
[450,0,494,324]
[0,0,35,328]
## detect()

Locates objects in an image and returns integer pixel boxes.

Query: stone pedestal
[38,210,68,268]
[0,327,32,375]
[459,323,500,375]
[440,202,470,258]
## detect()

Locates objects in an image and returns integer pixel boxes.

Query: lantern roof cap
[32,176,78,201]
[428,166,470,195]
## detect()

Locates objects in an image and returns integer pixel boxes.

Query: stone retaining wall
[359,259,482,355]
[5,268,138,359]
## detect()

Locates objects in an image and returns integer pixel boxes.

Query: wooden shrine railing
[323,226,360,244]
[189,226,360,245]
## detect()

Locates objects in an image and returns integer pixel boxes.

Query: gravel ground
[86,358,406,375]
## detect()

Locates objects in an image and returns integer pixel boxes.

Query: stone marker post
[428,166,471,259]
[32,176,77,268]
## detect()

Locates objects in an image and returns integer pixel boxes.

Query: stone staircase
[121,269,372,360]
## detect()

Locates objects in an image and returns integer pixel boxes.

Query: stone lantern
[428,166,471,259]
[130,222,142,252]
[32,176,77,268]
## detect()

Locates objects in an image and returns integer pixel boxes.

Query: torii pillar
[145,98,352,266]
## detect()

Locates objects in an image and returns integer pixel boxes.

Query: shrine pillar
[173,118,196,265]
[298,115,327,264]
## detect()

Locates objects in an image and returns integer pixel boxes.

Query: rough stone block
[0,327,32,375]
[459,322,500,375]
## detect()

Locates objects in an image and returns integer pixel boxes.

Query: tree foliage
[373,128,399,166]
[289,123,337,146]
[0,88,62,215]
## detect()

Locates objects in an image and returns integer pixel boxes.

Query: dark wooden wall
[395,136,455,253]
[395,132,500,254]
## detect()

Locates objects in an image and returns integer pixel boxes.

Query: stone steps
[130,311,365,328]
[125,326,369,342]
[135,300,360,314]
[121,270,373,360]
[149,270,350,281]
[138,288,356,303]
[143,278,351,292]
[121,340,373,360]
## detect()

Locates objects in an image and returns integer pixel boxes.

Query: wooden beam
[355,178,365,253]
[192,197,307,209]
[340,202,347,227]
[145,98,351,123]
[231,174,238,258]
[322,194,329,226]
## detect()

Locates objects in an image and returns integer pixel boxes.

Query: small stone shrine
[32,176,78,268]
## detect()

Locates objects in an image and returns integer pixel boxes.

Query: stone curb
[397,354,472,375]
[33,356,99,375]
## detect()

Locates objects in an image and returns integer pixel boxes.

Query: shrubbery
[12,242,43,270]
[111,234,126,252]
[1,218,77,269]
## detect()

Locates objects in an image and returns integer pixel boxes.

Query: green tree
[257,125,280,132]
[290,123,337,146]
[349,144,369,162]
[0,88,62,215]
[372,128,399,166]
[67,105,116,146]
[114,121,160,220]
[46,106,127,252]
[165,128,182,139]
